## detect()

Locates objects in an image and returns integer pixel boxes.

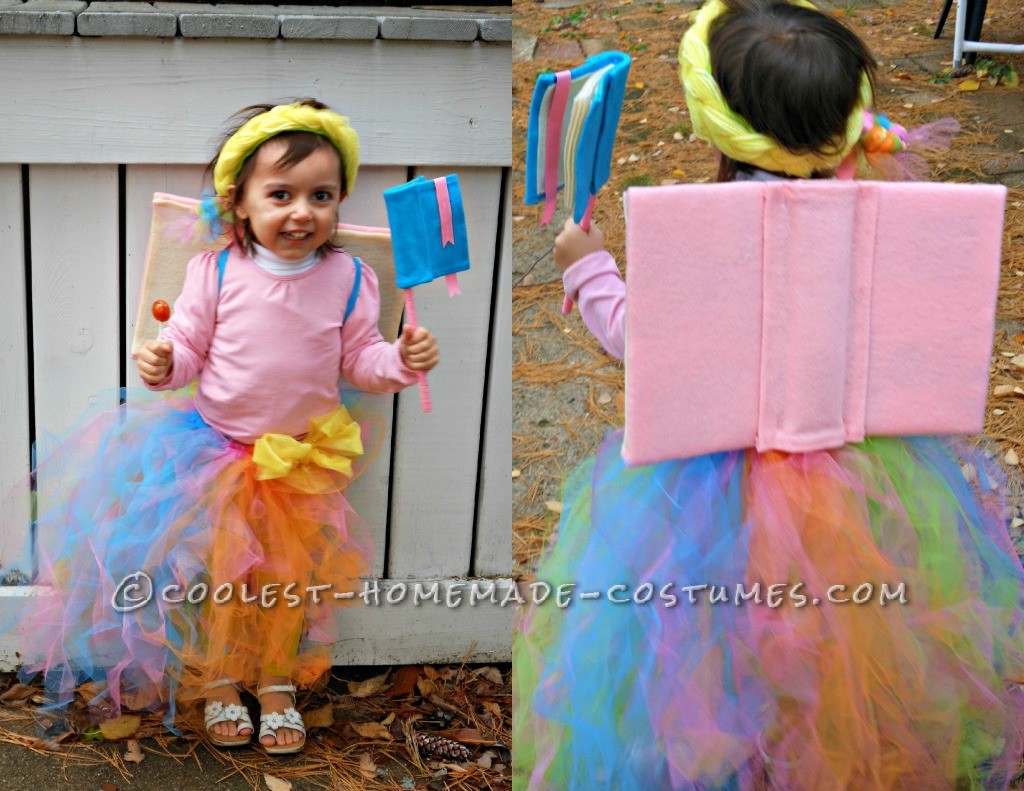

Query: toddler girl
[9,99,438,755]
[514,1,1024,788]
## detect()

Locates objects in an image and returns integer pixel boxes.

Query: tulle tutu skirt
[2,392,373,731]
[514,432,1024,790]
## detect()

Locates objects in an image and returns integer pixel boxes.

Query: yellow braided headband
[678,0,872,178]
[213,103,360,197]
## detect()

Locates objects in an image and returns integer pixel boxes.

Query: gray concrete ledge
[0,0,85,35]
[279,13,379,40]
[380,15,477,41]
[77,1,175,35]
[477,15,510,41]
[0,0,510,40]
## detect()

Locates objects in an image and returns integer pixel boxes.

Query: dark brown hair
[708,0,876,181]
[207,98,346,256]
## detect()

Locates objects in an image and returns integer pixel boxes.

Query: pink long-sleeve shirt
[563,250,626,361]
[146,246,418,444]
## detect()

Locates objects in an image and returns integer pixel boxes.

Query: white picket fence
[0,35,511,665]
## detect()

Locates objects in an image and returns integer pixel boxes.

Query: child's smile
[230,140,344,262]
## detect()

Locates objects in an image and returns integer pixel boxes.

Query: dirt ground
[512,0,1024,576]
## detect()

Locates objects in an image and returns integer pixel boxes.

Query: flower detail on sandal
[257,684,306,755]
[204,695,254,748]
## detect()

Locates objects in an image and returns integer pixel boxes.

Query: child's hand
[400,326,439,372]
[554,218,605,273]
[137,339,174,385]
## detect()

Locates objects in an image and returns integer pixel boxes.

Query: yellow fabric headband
[678,0,872,178]
[213,103,360,197]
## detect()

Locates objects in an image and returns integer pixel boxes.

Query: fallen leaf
[264,775,292,791]
[902,102,913,109]
[994,408,1007,415]
[545,500,563,514]
[672,131,683,141]
[1015,333,1024,343]
[386,665,421,698]
[101,784,117,791]
[423,666,440,681]
[994,385,1014,396]
[0,683,36,706]
[597,392,613,405]
[416,678,438,697]
[123,739,144,764]
[98,714,141,741]
[1010,354,1024,367]
[627,154,640,163]
[348,672,388,699]
[304,703,334,729]
[511,469,521,479]
[959,79,981,91]
[634,81,644,89]
[351,720,393,741]
[358,753,378,780]
[1013,517,1024,529]
[382,712,396,726]
[438,727,487,744]
[475,666,504,685]
[1006,449,1019,466]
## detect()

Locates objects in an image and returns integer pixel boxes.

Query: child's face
[230,140,344,261]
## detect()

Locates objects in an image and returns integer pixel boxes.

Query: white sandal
[257,684,306,755]
[203,680,254,747]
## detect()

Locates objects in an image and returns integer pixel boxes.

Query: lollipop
[152,300,171,323]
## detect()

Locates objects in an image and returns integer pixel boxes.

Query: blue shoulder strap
[344,258,362,323]
[217,247,229,294]
[217,248,360,320]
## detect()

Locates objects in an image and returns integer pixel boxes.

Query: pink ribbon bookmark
[433,176,455,247]
[445,273,461,297]
[404,289,432,413]
[542,71,571,226]
[562,194,597,315]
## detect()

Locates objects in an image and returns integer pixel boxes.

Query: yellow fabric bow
[213,102,360,197]
[252,405,363,491]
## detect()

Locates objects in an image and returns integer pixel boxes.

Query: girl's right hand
[137,339,174,385]
[554,218,606,273]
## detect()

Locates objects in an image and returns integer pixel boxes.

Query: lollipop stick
[562,194,596,315]
[404,289,432,413]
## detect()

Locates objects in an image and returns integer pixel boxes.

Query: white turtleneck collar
[251,242,321,276]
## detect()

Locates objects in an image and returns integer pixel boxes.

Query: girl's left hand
[554,218,605,273]
[400,325,440,372]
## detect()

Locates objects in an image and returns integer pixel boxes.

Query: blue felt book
[525,51,631,222]
[383,174,471,290]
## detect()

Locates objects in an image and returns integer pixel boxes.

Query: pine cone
[416,732,471,761]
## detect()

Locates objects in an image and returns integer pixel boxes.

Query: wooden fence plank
[0,39,511,167]
[0,166,30,573]
[473,170,511,577]
[387,167,502,579]
[339,166,408,578]
[30,165,121,442]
